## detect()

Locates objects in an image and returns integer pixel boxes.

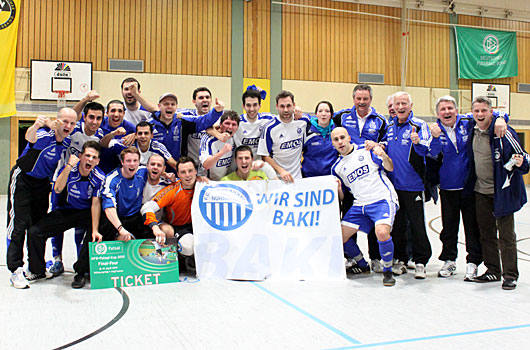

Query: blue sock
[51,233,64,258]
[343,238,368,267]
[74,227,86,258]
[378,237,394,272]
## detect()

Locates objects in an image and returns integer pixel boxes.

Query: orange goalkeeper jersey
[144,180,194,227]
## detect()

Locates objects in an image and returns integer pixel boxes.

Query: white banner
[191,176,345,281]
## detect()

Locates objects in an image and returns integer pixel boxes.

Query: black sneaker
[71,274,87,289]
[502,279,517,290]
[383,271,395,287]
[350,264,370,274]
[474,272,500,283]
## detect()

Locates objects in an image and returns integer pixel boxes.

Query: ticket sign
[89,239,180,290]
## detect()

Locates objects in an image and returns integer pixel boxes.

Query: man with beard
[25,141,105,288]
[7,108,77,288]
[200,110,240,180]
[258,91,310,182]
[141,154,173,225]
[147,92,224,166]
[120,77,158,125]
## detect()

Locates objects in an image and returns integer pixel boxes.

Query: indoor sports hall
[1,0,530,349]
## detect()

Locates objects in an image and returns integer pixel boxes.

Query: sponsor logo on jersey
[280,138,302,150]
[347,165,369,182]
[216,157,232,167]
[198,184,253,231]
[242,137,259,146]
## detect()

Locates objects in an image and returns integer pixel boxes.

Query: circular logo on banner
[94,243,108,255]
[483,34,499,55]
[0,0,16,30]
[198,184,253,231]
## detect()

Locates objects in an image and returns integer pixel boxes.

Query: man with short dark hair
[221,145,268,181]
[143,157,199,272]
[26,141,105,288]
[147,92,223,165]
[469,97,528,290]
[258,90,310,182]
[200,110,240,180]
[120,77,157,125]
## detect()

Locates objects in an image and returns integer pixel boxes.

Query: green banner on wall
[89,239,180,289]
[454,26,518,79]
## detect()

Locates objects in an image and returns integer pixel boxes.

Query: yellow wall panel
[16,0,231,77]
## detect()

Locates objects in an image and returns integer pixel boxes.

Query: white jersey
[331,146,398,207]
[54,121,104,180]
[124,103,150,125]
[257,117,308,179]
[141,178,172,222]
[233,113,275,159]
[199,135,235,181]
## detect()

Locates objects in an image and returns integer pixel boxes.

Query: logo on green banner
[455,27,518,79]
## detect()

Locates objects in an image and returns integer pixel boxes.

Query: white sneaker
[415,263,426,279]
[371,259,384,273]
[392,260,407,275]
[10,267,29,289]
[25,270,53,282]
[438,260,457,278]
[344,258,355,269]
[464,262,478,282]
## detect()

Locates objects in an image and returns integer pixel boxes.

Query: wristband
[117,225,123,232]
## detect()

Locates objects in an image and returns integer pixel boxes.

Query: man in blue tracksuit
[468,96,528,290]
[333,84,389,273]
[147,92,224,167]
[385,91,432,279]
[428,96,483,280]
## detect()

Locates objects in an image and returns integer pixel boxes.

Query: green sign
[455,26,518,79]
[89,239,180,289]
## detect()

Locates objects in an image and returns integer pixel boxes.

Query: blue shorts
[342,199,397,234]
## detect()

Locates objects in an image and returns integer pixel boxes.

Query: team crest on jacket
[402,129,411,139]
[459,124,467,135]
[297,127,302,134]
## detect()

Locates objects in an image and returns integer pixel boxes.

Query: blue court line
[324,323,530,350]
[251,282,361,345]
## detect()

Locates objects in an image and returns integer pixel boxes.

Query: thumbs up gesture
[410,126,420,144]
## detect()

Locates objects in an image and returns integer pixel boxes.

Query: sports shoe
[383,271,395,287]
[415,263,426,279]
[48,260,65,277]
[344,258,355,269]
[464,262,478,282]
[438,260,456,278]
[371,259,384,273]
[71,274,87,289]
[10,267,29,289]
[392,260,407,275]
[474,272,500,283]
[502,279,517,290]
[350,264,370,274]
[25,269,53,282]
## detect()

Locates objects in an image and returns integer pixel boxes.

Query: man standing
[200,110,240,180]
[469,97,528,290]
[120,77,157,125]
[331,127,398,286]
[148,92,223,163]
[26,141,105,288]
[258,91,310,182]
[7,108,77,288]
[385,91,432,279]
